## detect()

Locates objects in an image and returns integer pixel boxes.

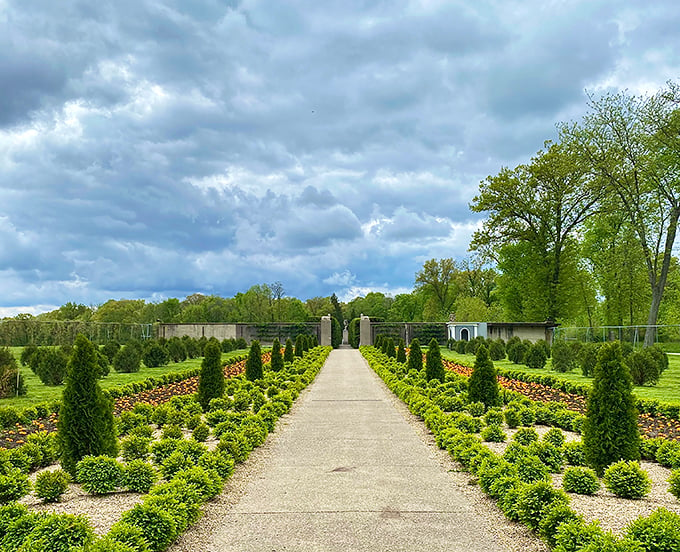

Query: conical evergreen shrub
[396,339,407,363]
[583,341,640,475]
[246,340,264,381]
[385,338,396,358]
[57,335,117,476]
[294,335,303,357]
[425,339,445,382]
[284,338,294,363]
[468,345,501,410]
[408,338,423,372]
[197,340,225,411]
[271,338,284,372]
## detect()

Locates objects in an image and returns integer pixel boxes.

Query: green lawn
[2,348,249,409]
[442,349,680,405]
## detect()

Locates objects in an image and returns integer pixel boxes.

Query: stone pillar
[320,315,332,346]
[359,315,372,347]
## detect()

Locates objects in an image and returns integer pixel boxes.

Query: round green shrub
[142,342,169,369]
[668,468,680,500]
[528,441,563,473]
[107,521,152,552]
[124,460,158,494]
[603,460,651,499]
[505,408,520,428]
[160,451,192,480]
[538,502,581,548]
[626,349,660,386]
[161,424,183,440]
[513,427,539,446]
[466,401,486,417]
[32,347,69,386]
[551,340,578,373]
[23,512,94,552]
[503,442,530,463]
[76,456,124,495]
[626,507,680,552]
[120,503,177,552]
[655,440,680,469]
[481,424,507,442]
[489,339,506,361]
[525,343,548,370]
[516,455,550,483]
[0,468,31,503]
[544,428,566,447]
[554,519,604,552]
[173,466,221,500]
[192,423,210,442]
[563,441,586,466]
[483,408,504,426]
[198,451,234,480]
[562,466,600,495]
[121,435,151,462]
[113,345,141,373]
[517,480,570,530]
[34,469,70,502]
[81,536,137,551]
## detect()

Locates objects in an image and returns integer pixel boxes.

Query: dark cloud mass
[0,0,679,313]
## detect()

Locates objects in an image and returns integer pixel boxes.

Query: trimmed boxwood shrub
[113,344,142,373]
[481,424,506,442]
[22,513,95,552]
[551,340,578,373]
[562,466,600,495]
[0,468,31,503]
[33,347,69,386]
[121,435,151,462]
[603,460,651,499]
[120,503,178,552]
[525,342,548,370]
[516,455,550,483]
[655,440,680,469]
[124,460,158,494]
[517,480,570,530]
[626,508,680,552]
[58,335,118,476]
[513,427,539,446]
[538,502,581,548]
[489,339,506,361]
[543,427,566,447]
[563,441,586,466]
[76,455,124,495]
[142,342,169,368]
[192,423,210,442]
[34,469,70,502]
[583,342,640,476]
[553,519,604,552]
[198,450,234,480]
[626,349,660,386]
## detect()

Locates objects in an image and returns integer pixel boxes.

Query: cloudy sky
[1,0,679,315]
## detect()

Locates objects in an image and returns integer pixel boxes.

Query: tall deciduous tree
[470,142,602,321]
[563,83,680,345]
[415,258,460,319]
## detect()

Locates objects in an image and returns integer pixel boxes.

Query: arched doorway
[460,328,470,341]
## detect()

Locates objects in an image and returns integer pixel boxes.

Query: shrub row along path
[169,348,545,552]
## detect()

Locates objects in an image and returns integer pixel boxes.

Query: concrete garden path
[170,348,545,552]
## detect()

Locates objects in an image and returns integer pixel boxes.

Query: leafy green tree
[564,83,680,344]
[471,142,601,322]
[425,339,445,381]
[408,338,423,372]
[284,337,295,363]
[415,258,460,319]
[468,345,500,409]
[197,340,225,411]
[246,340,264,381]
[58,335,117,476]
[582,342,640,475]
[330,293,344,327]
[271,338,284,372]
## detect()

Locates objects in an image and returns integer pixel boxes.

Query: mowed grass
[441,349,680,406]
[2,347,249,409]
